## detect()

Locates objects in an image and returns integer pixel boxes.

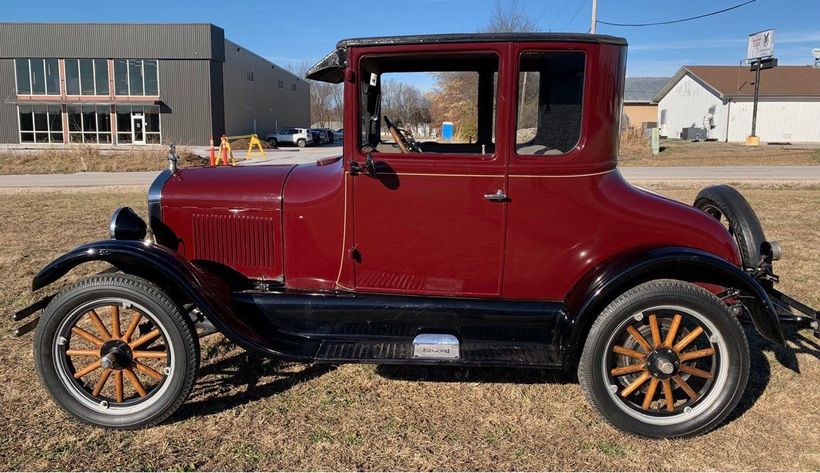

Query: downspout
[724,98,732,143]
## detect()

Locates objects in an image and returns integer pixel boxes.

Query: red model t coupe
[13,33,818,438]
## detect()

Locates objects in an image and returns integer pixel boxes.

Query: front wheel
[578,280,749,438]
[297,138,307,148]
[34,274,199,429]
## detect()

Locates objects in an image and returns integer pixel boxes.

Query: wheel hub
[646,347,680,379]
[99,339,133,370]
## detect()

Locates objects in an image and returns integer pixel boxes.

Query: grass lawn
[0,147,208,175]
[619,139,820,167]
[0,184,818,471]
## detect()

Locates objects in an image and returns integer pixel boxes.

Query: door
[131,113,145,145]
[349,48,508,298]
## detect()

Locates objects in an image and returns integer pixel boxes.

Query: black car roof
[335,32,627,48]
[306,32,627,83]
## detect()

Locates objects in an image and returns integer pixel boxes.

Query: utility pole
[590,0,598,33]
[750,59,761,141]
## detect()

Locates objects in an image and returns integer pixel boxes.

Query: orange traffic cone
[209,135,216,167]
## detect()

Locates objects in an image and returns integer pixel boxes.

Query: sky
[3,0,819,88]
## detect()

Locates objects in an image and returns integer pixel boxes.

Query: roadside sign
[747,29,775,60]
[750,57,778,71]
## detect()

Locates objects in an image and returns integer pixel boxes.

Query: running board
[315,340,558,366]
[230,290,566,367]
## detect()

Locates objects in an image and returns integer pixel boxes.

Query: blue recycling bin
[441,121,454,142]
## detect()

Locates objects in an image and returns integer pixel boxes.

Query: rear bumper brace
[769,288,820,337]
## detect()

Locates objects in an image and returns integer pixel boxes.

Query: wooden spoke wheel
[57,299,171,408]
[578,280,749,438]
[606,309,719,415]
[35,274,198,429]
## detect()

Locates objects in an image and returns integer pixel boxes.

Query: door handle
[484,189,508,201]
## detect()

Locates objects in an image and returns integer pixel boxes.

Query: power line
[597,0,756,27]
[534,0,555,24]
[562,0,586,31]
[547,0,573,31]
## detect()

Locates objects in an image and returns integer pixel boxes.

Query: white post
[590,0,598,33]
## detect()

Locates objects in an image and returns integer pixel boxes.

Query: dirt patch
[0,185,818,470]
[0,146,208,175]
[620,139,820,167]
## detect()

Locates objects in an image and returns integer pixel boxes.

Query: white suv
[265,128,313,147]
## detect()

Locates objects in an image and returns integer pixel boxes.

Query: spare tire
[693,185,766,269]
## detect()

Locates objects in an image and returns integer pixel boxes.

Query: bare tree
[292,61,343,128]
[482,0,537,33]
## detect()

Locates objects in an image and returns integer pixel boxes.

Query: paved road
[1,161,819,188]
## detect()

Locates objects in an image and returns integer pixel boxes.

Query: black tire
[267,138,278,148]
[694,184,766,269]
[34,274,199,429]
[297,138,307,148]
[578,280,749,438]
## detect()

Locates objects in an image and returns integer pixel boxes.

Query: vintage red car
[13,33,818,438]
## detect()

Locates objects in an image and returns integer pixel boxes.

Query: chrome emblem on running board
[412,334,460,359]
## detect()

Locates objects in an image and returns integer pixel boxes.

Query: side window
[358,52,498,155]
[516,52,585,156]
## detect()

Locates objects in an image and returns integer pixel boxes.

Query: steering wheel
[384,115,420,153]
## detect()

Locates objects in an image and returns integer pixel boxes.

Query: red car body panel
[161,165,294,280]
[157,38,741,304]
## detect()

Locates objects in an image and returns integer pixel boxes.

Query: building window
[114,59,159,96]
[116,105,160,144]
[67,105,112,144]
[65,59,109,95]
[291,83,296,91]
[248,71,255,82]
[15,58,60,95]
[278,80,283,88]
[18,105,63,143]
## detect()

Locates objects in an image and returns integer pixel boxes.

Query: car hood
[161,164,296,210]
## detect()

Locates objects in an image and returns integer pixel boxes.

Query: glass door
[131,113,145,144]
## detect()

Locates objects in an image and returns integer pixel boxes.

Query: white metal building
[653,65,820,143]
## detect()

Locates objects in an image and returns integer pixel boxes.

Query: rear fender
[32,239,284,356]
[560,246,785,370]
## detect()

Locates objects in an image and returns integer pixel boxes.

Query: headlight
[109,207,147,240]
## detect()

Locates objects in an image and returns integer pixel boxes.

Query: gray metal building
[0,23,310,146]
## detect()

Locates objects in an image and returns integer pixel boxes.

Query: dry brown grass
[620,139,820,167]
[0,185,818,471]
[0,146,208,175]
[619,128,652,158]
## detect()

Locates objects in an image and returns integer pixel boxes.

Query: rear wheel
[34,274,198,429]
[297,138,307,148]
[578,280,749,438]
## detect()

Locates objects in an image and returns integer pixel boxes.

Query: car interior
[358,50,585,156]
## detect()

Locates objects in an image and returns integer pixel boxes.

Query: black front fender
[561,246,785,370]
[33,239,283,356]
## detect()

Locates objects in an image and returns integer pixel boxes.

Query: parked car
[308,128,326,145]
[265,127,312,147]
[334,128,343,141]
[13,33,818,438]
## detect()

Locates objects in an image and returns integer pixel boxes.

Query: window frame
[355,49,502,162]
[18,104,64,144]
[512,49,588,160]
[15,58,60,96]
[65,58,110,96]
[67,105,113,144]
[113,59,160,96]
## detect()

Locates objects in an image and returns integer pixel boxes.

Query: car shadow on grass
[167,325,817,425]
[725,325,818,424]
[169,349,336,423]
